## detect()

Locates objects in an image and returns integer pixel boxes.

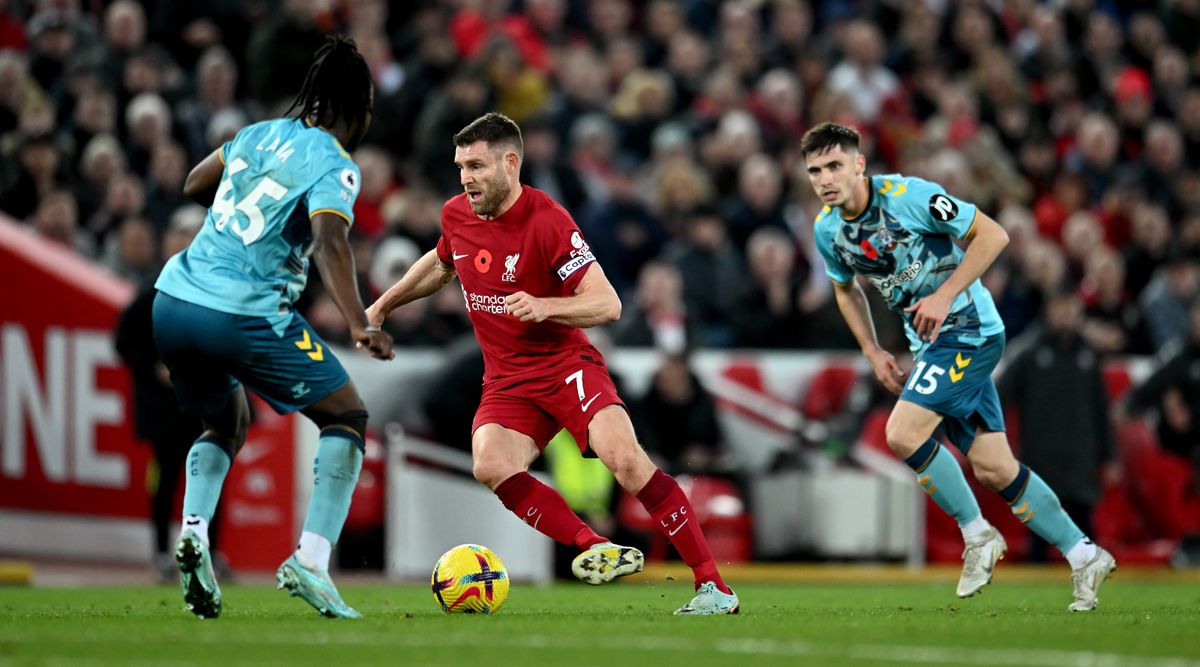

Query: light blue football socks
[297,429,364,570]
[1000,463,1087,557]
[181,437,234,544]
[905,439,983,526]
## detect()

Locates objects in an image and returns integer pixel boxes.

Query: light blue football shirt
[156,118,361,318]
[813,174,1004,357]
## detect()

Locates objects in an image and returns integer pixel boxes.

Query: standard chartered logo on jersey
[461,288,508,314]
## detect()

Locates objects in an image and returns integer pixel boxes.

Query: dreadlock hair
[287,34,373,135]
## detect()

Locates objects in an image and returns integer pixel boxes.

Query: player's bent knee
[472,458,518,491]
[884,423,923,458]
[971,460,1013,491]
[599,443,655,490]
[307,408,369,451]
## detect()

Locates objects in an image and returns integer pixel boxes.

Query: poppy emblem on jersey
[475,249,493,273]
[501,253,520,282]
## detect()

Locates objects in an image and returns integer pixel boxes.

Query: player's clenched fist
[505,291,551,322]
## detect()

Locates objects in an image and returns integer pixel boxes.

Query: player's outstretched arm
[366,248,457,326]
[504,263,621,328]
[905,211,1009,343]
[311,212,394,360]
[833,279,906,395]
[182,149,225,207]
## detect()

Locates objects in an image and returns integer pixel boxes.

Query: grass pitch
[2,574,1199,666]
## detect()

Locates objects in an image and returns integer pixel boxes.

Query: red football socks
[636,469,731,594]
[494,472,606,550]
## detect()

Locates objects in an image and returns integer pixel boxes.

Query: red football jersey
[437,186,603,383]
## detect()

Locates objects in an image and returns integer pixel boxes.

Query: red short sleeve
[435,232,453,266]
[537,207,596,292]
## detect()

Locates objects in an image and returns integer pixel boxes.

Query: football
[431,544,510,614]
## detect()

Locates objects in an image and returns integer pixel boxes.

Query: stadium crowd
[3,0,1199,355]
[2,1,1199,430]
[3,0,1198,566]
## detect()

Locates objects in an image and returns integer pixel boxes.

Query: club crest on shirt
[502,252,520,282]
[872,227,898,252]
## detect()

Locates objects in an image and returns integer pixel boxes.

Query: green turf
[1,580,1198,666]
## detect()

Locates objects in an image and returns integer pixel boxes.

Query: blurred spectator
[102,215,157,289]
[413,65,491,195]
[611,68,676,162]
[1139,255,1200,351]
[244,0,326,111]
[578,156,665,297]
[568,111,621,204]
[522,114,587,214]
[32,188,93,256]
[99,0,146,92]
[75,132,126,214]
[482,36,549,123]
[734,227,806,349]
[826,19,898,124]
[1123,203,1172,300]
[351,144,397,240]
[176,45,244,164]
[1124,300,1200,465]
[634,353,725,475]
[68,83,116,157]
[1067,112,1120,205]
[1079,247,1141,355]
[999,289,1117,562]
[384,184,443,252]
[612,260,695,353]
[1138,120,1187,217]
[123,92,171,176]
[0,51,42,136]
[724,152,788,251]
[144,140,187,231]
[663,205,748,347]
[421,336,485,453]
[551,44,611,141]
[86,170,144,244]
[0,131,62,219]
[27,9,80,94]
[0,0,26,52]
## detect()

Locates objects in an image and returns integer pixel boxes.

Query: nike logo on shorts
[581,392,601,412]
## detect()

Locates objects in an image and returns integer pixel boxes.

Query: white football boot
[1068,547,1117,612]
[957,527,1008,598]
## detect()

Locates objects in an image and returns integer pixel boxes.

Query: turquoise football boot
[175,529,222,619]
[276,554,362,619]
[674,581,740,616]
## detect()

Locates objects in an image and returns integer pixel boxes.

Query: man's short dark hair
[453,112,524,158]
[800,122,861,158]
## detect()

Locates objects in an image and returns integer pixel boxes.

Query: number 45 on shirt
[212,157,288,245]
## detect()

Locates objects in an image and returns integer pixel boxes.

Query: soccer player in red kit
[367,112,738,615]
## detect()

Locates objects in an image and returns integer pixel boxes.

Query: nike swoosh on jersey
[581,392,602,412]
[452,252,469,260]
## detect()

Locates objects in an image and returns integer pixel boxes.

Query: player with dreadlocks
[153,35,392,619]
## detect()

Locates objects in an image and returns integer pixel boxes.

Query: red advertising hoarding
[0,218,295,570]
